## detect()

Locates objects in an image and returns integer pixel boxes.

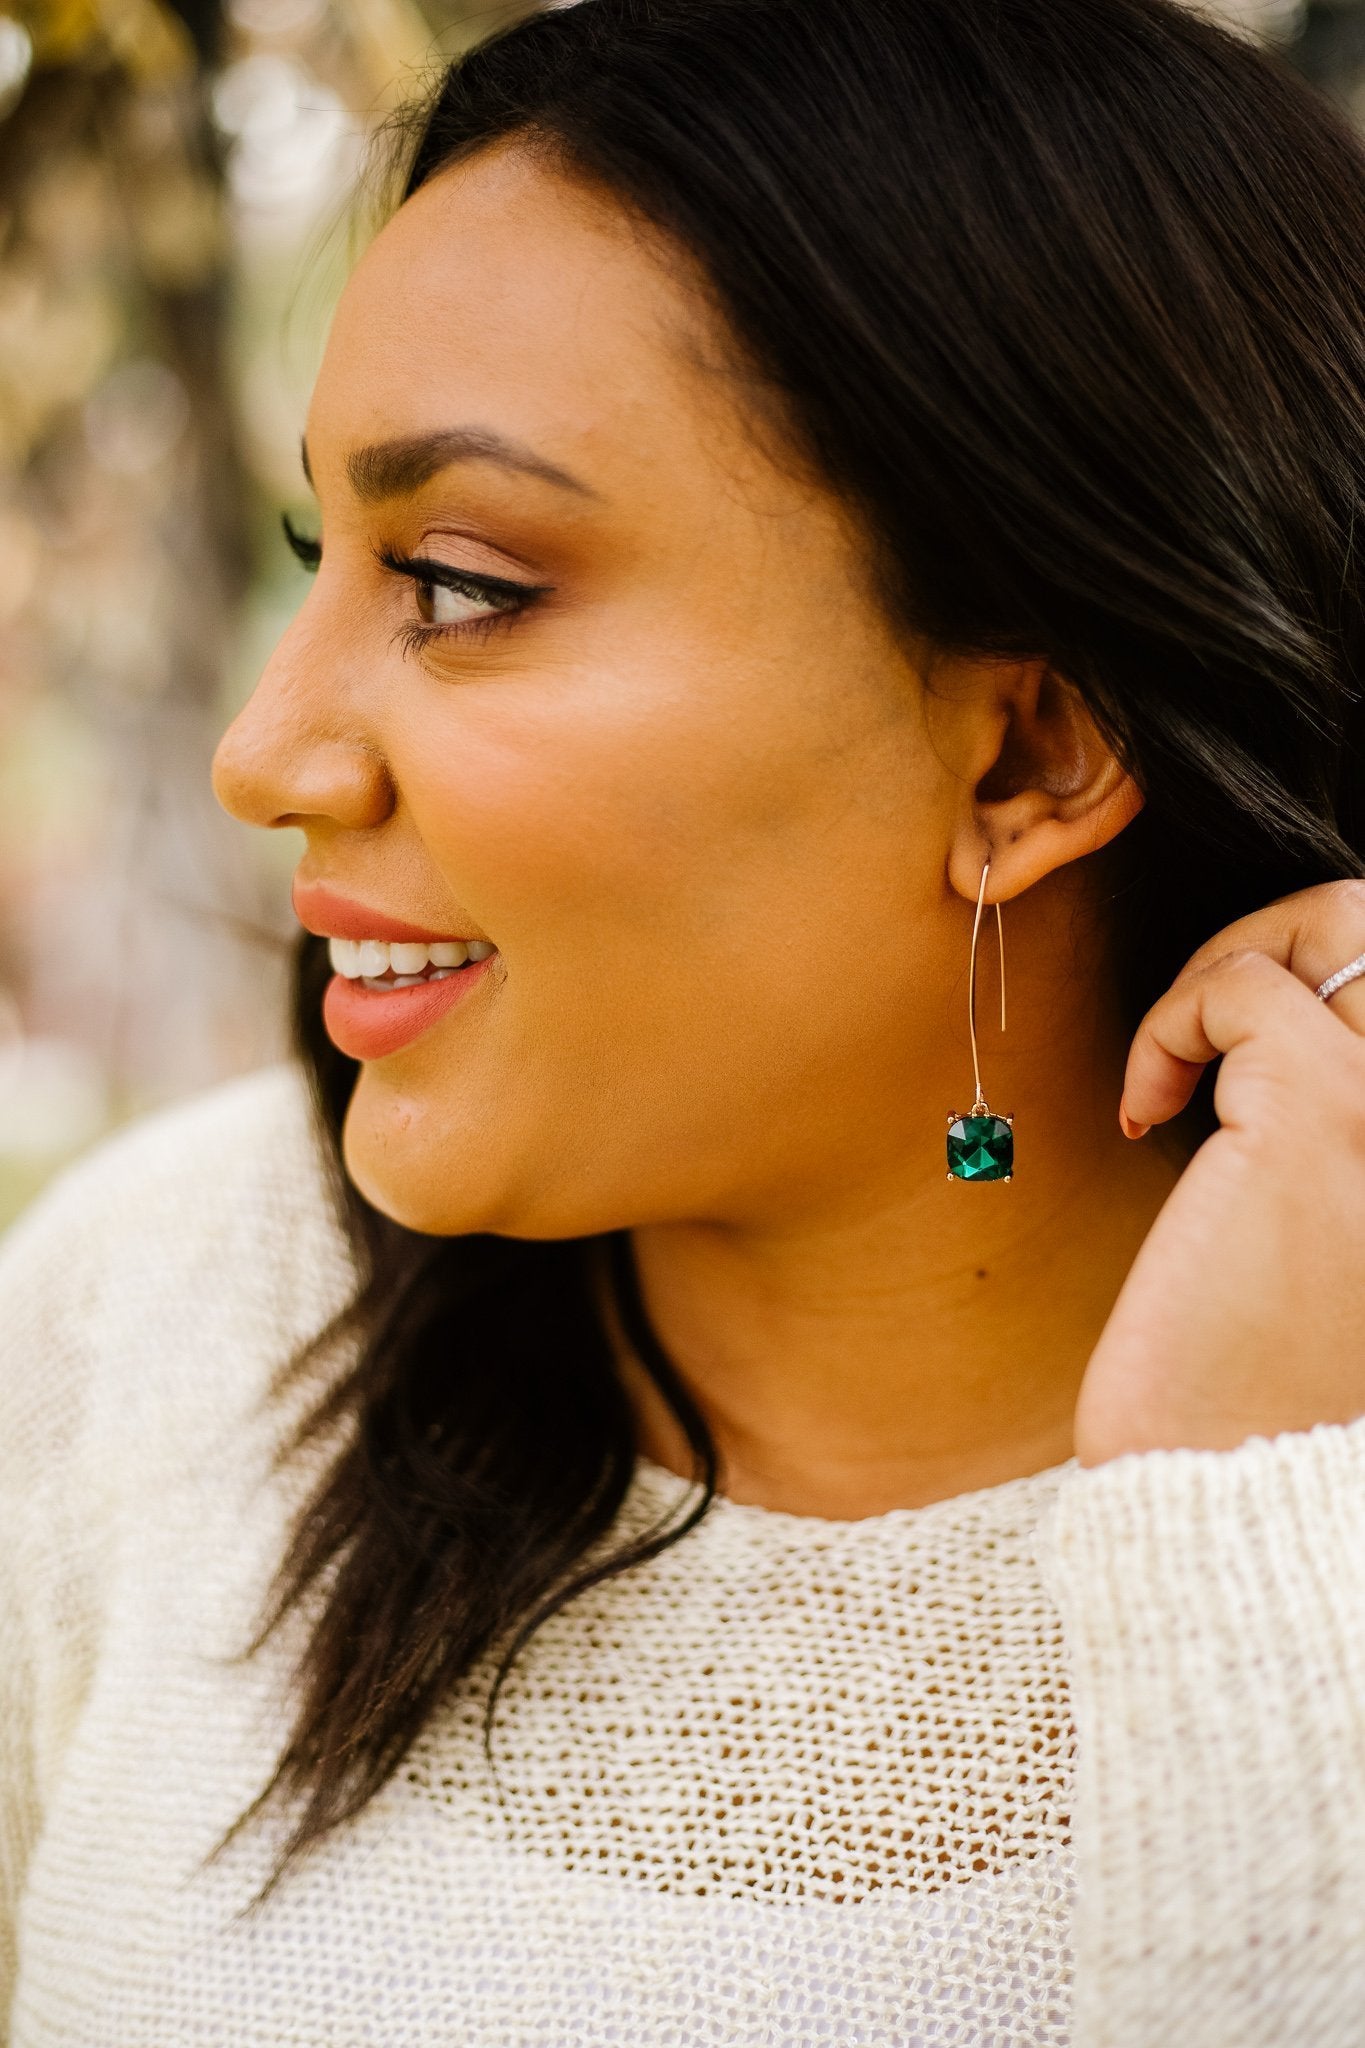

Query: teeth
[327,935,489,980]
[389,942,431,975]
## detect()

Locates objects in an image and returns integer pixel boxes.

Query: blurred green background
[0,0,1362,1224]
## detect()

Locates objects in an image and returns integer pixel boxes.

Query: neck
[594,930,1190,1519]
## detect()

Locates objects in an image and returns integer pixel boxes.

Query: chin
[338,1069,486,1237]
[339,1142,450,1236]
[336,1066,599,1241]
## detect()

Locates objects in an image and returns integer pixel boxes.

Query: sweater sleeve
[0,1161,110,2046]
[0,1063,341,2047]
[1037,1419,1365,2048]
[0,1347,40,2046]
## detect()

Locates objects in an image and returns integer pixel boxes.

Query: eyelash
[280,511,549,656]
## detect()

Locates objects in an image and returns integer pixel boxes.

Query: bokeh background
[0,0,1362,1224]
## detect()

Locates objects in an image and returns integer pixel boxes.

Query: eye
[277,514,550,652]
[403,557,532,626]
[282,510,321,571]
[374,543,550,651]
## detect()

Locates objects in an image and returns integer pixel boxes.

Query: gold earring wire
[946,857,1014,1181]
[967,857,1005,1116]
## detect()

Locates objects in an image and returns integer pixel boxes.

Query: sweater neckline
[630,1449,1076,1537]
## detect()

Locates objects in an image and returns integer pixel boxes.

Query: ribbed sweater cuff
[1037,1418,1365,2048]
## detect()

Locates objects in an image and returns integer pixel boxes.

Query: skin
[212,143,1365,1517]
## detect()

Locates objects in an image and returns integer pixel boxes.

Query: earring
[946,858,1014,1182]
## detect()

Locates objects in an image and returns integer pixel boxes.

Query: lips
[321,954,496,1060]
[293,878,497,1060]
[292,879,489,946]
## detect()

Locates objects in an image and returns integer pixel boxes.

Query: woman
[4,0,1365,2039]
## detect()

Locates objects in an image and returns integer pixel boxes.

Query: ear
[940,655,1144,906]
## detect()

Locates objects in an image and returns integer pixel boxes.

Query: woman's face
[212,143,970,1238]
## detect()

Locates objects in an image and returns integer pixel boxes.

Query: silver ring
[1315,951,1365,1003]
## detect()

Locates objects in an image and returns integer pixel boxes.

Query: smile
[321,937,499,1060]
[328,935,498,990]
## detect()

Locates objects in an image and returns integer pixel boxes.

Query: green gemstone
[947,1114,1013,1181]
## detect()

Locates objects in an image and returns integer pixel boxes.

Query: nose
[212,605,395,835]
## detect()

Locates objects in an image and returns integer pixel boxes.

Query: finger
[1268,880,1365,1034]
[1175,880,1365,1035]
[1119,945,1338,1133]
[1316,946,1365,1032]
[1117,880,1365,1137]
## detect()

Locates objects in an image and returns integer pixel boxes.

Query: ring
[1315,951,1365,1003]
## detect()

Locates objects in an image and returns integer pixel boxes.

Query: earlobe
[945,665,1145,905]
[952,759,1144,904]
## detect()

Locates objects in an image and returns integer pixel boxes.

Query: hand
[1074,880,1365,1467]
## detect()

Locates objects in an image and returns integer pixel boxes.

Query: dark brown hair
[215,0,1365,1903]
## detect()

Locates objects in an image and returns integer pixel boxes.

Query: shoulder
[0,1061,359,1506]
[2,1058,327,1255]
[0,1059,349,1295]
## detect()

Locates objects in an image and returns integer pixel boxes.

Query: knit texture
[2,1062,1364,2047]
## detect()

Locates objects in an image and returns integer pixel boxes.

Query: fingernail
[1119,1108,1151,1140]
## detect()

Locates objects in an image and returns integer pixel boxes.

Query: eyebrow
[299,427,598,502]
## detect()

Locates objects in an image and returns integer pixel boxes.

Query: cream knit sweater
[2,1062,1365,2047]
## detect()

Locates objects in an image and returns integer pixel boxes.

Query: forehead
[310,142,751,490]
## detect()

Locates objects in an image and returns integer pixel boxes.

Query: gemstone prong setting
[946,1110,1014,1183]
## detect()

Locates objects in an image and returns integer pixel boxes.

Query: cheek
[391,649,802,945]
[339,667,781,1229]
[347,638,948,1235]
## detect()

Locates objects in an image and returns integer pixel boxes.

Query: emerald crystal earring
[946,858,1013,1182]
